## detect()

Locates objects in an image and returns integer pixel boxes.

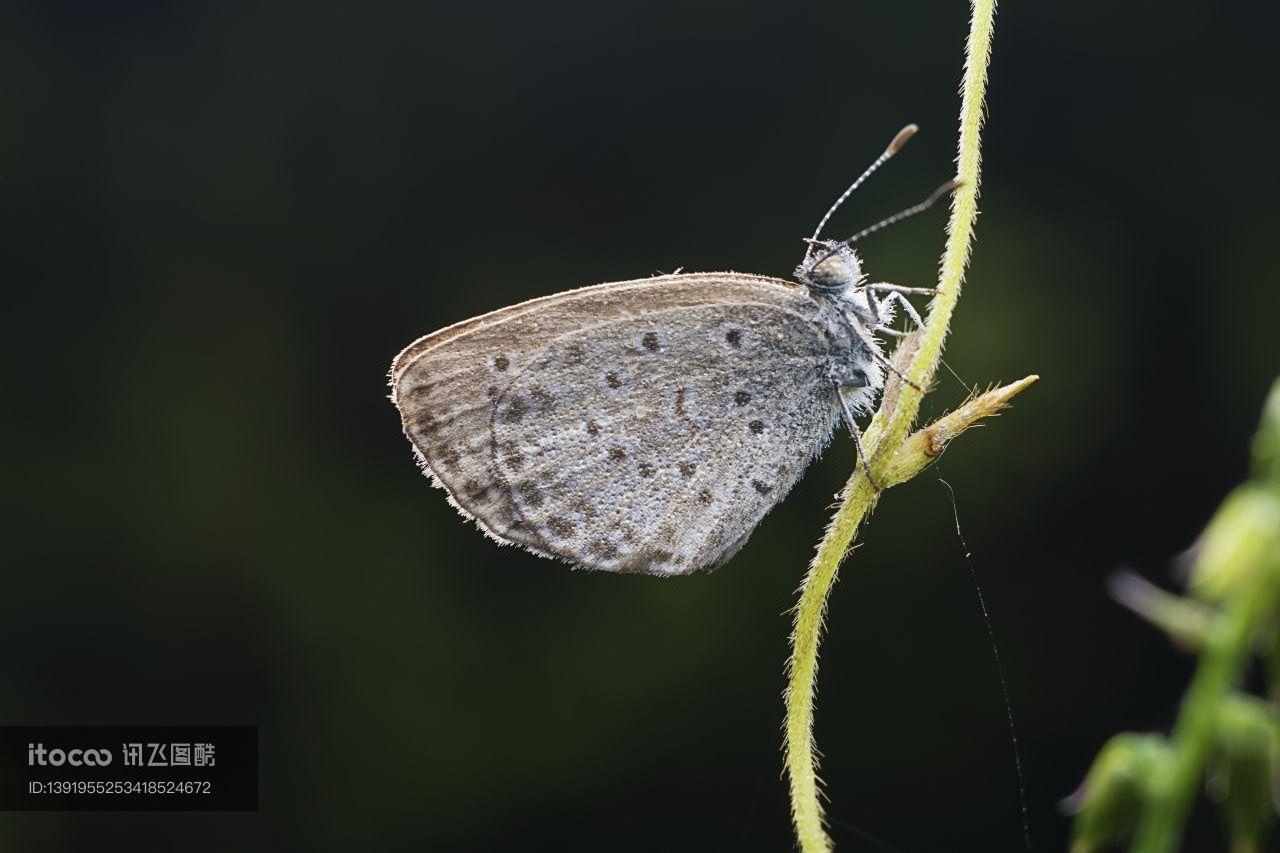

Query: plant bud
[1188,486,1280,602]
[1068,733,1169,852]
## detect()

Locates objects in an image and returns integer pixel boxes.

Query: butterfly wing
[391,273,840,575]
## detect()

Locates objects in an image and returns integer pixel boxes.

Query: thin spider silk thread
[936,470,1031,851]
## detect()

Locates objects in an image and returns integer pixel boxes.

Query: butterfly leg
[841,312,923,393]
[827,362,882,491]
[862,284,906,333]
[868,283,938,296]
[876,289,926,331]
[834,382,882,492]
[863,282,933,327]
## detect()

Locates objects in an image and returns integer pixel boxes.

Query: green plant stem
[784,3,999,848]
[872,0,996,468]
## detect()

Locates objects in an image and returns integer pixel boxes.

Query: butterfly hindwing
[391,273,839,574]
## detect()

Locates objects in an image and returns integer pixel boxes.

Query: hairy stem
[784,2,999,850]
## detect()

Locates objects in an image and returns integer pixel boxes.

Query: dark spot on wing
[415,412,442,436]
[529,386,555,413]
[749,419,765,434]
[641,331,661,352]
[678,460,697,477]
[637,462,656,478]
[588,538,620,560]
[698,488,713,506]
[547,516,575,539]
[616,546,679,574]
[517,481,543,508]
[463,479,491,501]
[403,382,436,401]
[608,445,627,462]
[571,498,600,520]
[674,386,701,431]
[645,548,675,567]
[734,390,751,406]
[586,419,601,436]
[725,328,742,348]
[493,355,510,371]
[605,371,623,389]
[503,396,528,423]
[437,445,461,469]
[752,479,773,495]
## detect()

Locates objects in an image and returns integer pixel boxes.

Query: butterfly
[391,125,952,575]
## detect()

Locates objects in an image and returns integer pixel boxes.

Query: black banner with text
[0,725,257,811]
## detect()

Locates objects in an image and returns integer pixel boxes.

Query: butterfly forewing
[391,273,839,575]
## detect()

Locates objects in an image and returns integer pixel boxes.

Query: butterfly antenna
[807,124,919,254]
[845,179,960,244]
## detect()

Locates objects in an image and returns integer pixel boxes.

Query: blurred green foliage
[1073,380,1280,852]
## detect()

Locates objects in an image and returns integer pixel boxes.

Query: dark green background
[4,1,1278,850]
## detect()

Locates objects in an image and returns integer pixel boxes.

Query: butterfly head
[797,240,864,294]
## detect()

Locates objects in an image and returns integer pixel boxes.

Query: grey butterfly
[390,125,953,576]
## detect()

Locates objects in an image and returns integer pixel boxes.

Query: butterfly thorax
[792,242,887,403]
